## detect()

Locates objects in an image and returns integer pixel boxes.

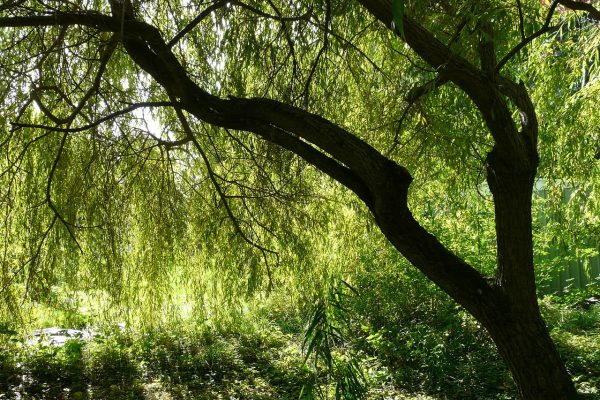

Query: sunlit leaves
[303,280,366,399]
[0,0,598,331]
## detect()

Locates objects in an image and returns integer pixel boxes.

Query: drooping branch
[167,0,227,48]
[175,106,278,288]
[222,128,301,201]
[45,132,83,252]
[0,11,406,185]
[167,0,312,49]
[111,8,502,308]
[12,101,181,133]
[299,0,331,103]
[356,0,533,166]
[405,76,449,104]
[0,6,497,311]
[30,33,118,126]
[309,21,388,78]
[0,215,57,296]
[386,75,449,155]
[0,131,52,180]
[204,101,373,203]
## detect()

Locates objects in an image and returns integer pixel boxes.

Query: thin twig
[0,215,57,296]
[167,0,227,48]
[299,0,331,104]
[174,107,278,288]
[11,101,181,133]
[45,133,83,252]
[516,0,526,40]
[168,0,311,48]
[495,0,560,72]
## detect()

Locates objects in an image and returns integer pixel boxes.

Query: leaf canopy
[0,0,598,328]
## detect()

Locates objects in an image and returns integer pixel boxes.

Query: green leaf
[392,0,405,39]
[0,323,17,336]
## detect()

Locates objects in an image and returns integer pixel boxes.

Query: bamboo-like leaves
[302,280,365,399]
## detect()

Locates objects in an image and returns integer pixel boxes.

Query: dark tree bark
[355,2,579,398]
[3,0,597,397]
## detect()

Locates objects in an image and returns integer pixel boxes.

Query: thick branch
[0,12,119,30]
[355,1,544,304]
[559,0,600,20]
[516,0,526,40]
[356,0,533,166]
[478,22,497,75]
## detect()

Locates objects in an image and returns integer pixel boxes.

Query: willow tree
[1,0,599,398]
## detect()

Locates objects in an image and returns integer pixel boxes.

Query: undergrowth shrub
[1,273,598,399]
[1,324,315,399]
[542,300,600,395]
[347,265,515,398]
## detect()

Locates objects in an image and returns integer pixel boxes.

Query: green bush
[542,300,600,395]
[346,265,515,398]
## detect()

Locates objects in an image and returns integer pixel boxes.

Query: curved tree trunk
[482,307,578,399]
[354,2,581,398]
[118,4,581,396]
[371,185,580,399]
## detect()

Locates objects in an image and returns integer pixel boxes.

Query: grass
[542,300,600,396]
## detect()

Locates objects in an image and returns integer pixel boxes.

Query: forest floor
[1,298,598,399]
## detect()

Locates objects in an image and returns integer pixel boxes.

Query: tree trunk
[0,3,587,399]
[379,215,580,398]
[478,301,579,399]
[379,231,581,399]
[367,165,580,399]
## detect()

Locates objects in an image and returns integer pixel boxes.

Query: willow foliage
[0,0,598,333]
